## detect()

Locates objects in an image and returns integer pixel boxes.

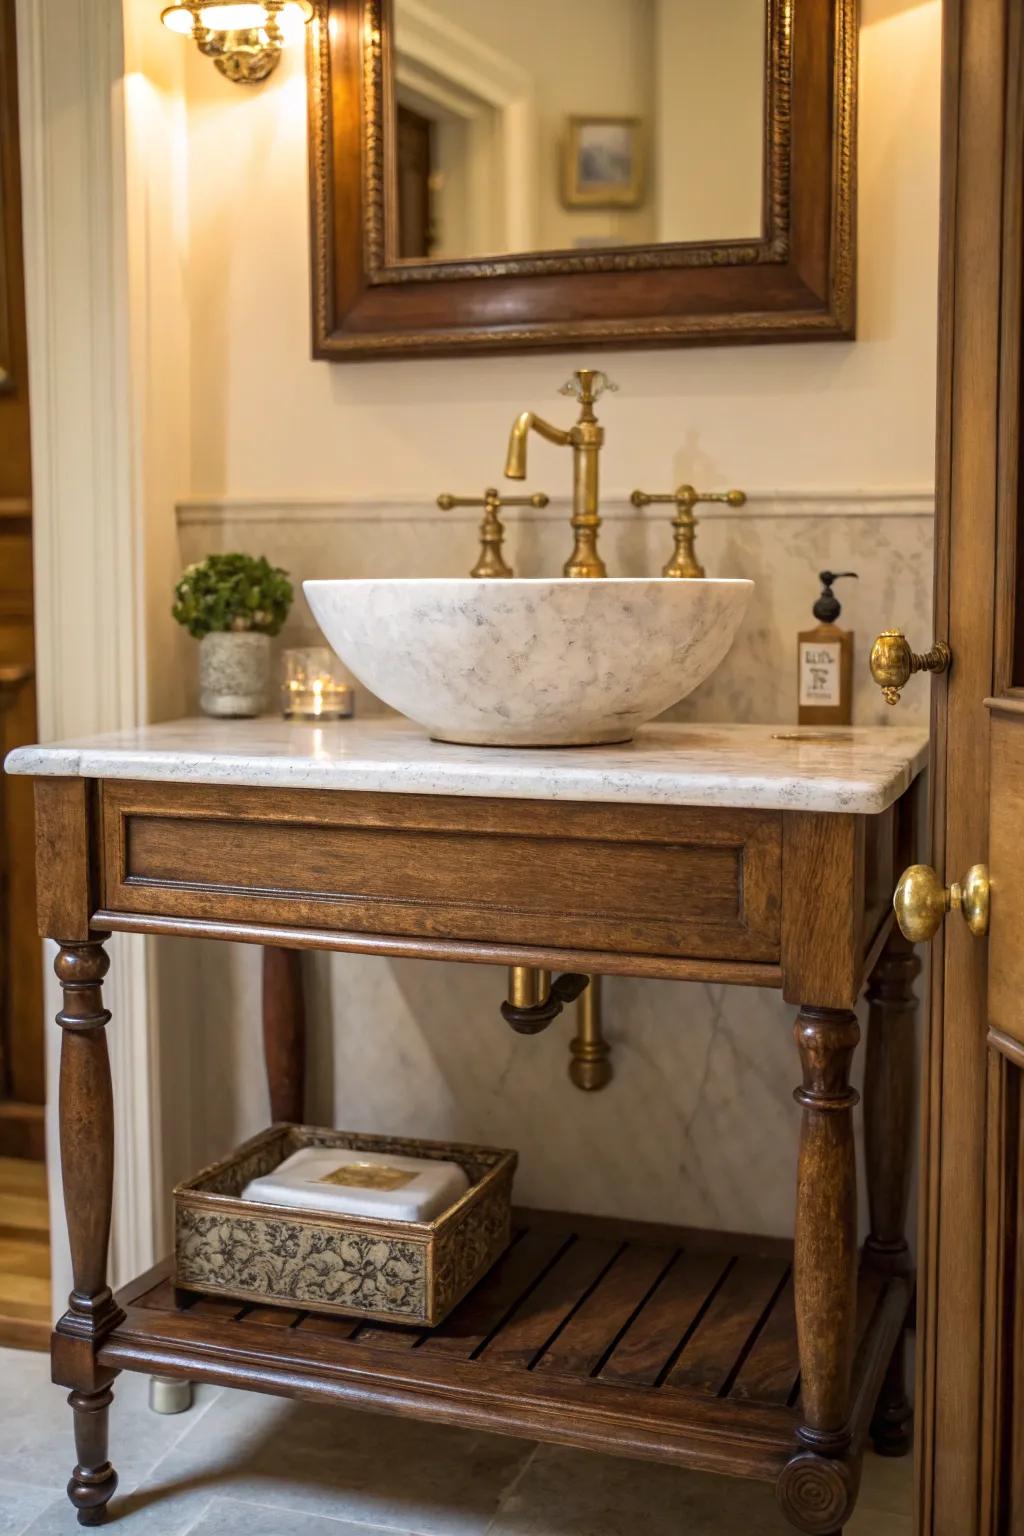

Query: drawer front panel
[101,783,782,962]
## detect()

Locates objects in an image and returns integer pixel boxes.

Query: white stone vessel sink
[304,577,753,748]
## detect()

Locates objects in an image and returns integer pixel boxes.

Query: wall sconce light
[161,1,313,85]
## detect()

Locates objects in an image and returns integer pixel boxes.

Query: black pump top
[813,570,858,624]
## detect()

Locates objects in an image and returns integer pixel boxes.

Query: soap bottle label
[799,641,842,707]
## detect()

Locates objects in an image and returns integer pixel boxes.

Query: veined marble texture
[153,947,874,1243]
[6,715,928,814]
[304,577,752,747]
[178,494,935,729]
[147,492,934,1249]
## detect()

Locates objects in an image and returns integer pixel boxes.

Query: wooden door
[396,104,434,260]
[918,0,1024,1529]
[0,0,42,1161]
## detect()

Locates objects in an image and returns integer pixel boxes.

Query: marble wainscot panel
[177,489,935,728]
[157,491,936,1246]
[149,901,880,1240]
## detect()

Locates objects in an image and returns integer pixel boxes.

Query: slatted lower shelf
[99,1209,910,1484]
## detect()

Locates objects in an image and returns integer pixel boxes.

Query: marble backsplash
[160,492,933,1245]
[177,492,934,728]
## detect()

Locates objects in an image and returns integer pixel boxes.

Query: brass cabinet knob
[870,628,951,704]
[894,862,990,942]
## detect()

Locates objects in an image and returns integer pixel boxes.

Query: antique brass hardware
[506,965,551,1012]
[504,369,617,579]
[870,628,951,705]
[893,862,990,942]
[505,967,612,1087]
[630,485,747,578]
[502,968,589,1035]
[437,488,549,579]
[569,976,612,1091]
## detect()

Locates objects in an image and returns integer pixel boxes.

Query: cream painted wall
[123,7,193,727]
[654,0,765,243]
[148,0,943,1244]
[185,0,941,506]
[397,0,658,252]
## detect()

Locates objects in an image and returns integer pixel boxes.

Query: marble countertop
[4,715,929,814]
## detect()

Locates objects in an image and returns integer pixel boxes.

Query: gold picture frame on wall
[562,116,646,210]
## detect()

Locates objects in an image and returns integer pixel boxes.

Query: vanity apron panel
[99,782,783,962]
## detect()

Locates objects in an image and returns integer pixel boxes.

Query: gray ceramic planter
[198,632,270,717]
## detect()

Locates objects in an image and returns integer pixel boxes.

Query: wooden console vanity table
[6,717,928,1535]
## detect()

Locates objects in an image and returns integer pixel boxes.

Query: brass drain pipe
[504,968,612,1089]
[569,976,612,1090]
[507,965,551,1013]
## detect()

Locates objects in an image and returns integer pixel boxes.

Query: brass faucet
[504,368,617,578]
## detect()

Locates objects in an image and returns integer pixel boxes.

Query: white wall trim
[394,0,536,252]
[395,0,529,105]
[17,0,159,1303]
[178,488,936,528]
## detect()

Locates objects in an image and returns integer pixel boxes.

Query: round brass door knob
[894,862,990,942]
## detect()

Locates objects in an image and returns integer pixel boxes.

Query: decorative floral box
[173,1124,517,1328]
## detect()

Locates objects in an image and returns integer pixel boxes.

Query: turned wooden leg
[777,1005,860,1536]
[864,928,919,1457]
[262,945,306,1123]
[68,1386,117,1525]
[52,938,123,1525]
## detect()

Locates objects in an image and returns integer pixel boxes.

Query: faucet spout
[504,371,615,578]
[504,412,572,480]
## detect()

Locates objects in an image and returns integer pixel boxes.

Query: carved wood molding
[309,0,857,358]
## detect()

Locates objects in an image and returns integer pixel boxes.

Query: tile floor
[0,1347,912,1535]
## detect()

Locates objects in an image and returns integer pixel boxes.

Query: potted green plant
[173,553,293,717]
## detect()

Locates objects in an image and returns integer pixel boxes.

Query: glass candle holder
[280,647,354,721]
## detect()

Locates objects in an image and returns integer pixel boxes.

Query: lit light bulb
[161,0,313,79]
[161,6,197,35]
[199,4,270,29]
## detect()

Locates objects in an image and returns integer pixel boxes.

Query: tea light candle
[280,647,354,720]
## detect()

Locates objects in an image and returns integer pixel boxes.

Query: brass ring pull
[893,862,990,942]
[870,628,951,705]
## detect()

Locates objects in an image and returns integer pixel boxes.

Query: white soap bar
[241,1146,470,1222]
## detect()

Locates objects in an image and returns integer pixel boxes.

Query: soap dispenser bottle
[797,570,858,725]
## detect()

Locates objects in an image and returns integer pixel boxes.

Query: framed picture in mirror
[308,0,856,359]
[562,118,645,211]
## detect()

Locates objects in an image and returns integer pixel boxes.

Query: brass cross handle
[870,628,951,704]
[894,862,990,942]
[437,487,549,579]
[630,484,747,578]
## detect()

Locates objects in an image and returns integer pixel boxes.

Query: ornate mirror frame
[308,0,856,360]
